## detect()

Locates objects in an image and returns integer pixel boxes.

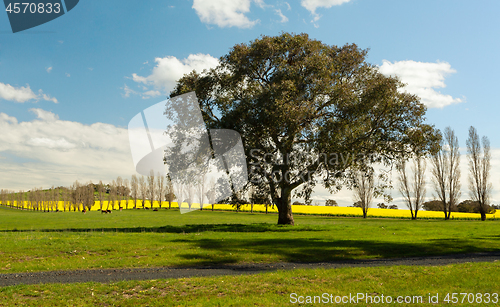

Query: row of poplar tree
[0,173,179,212]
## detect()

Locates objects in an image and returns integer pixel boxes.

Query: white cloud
[142,90,162,99]
[192,0,260,28]
[0,82,58,103]
[30,108,59,121]
[301,0,352,22]
[65,73,71,77]
[121,84,138,98]
[0,110,136,190]
[46,67,53,73]
[275,9,288,23]
[379,60,463,109]
[27,137,76,150]
[0,83,37,102]
[40,92,58,104]
[131,53,219,98]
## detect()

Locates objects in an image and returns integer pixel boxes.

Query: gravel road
[1,252,499,287]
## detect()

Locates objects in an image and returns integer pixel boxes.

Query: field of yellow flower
[3,200,495,220]
[225,203,495,220]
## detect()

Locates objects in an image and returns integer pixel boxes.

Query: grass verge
[1,262,499,306]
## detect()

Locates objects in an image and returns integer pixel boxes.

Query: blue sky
[1,0,499,207]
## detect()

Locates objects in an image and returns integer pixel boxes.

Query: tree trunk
[480,211,486,221]
[276,190,294,225]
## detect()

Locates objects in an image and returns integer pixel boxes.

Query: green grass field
[1,206,499,306]
[2,262,499,306]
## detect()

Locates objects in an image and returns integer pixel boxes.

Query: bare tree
[41,188,48,212]
[130,175,139,209]
[157,173,165,209]
[62,187,70,212]
[28,189,34,211]
[88,183,95,211]
[97,181,106,211]
[353,170,374,219]
[51,186,59,211]
[431,127,461,220]
[0,189,5,207]
[207,178,216,211]
[164,176,175,209]
[139,175,147,209]
[54,187,60,211]
[467,126,492,221]
[116,176,123,209]
[397,156,426,220]
[248,184,255,213]
[122,178,130,209]
[17,190,24,210]
[28,189,33,210]
[197,173,207,211]
[185,183,196,211]
[147,170,156,209]
[108,180,117,210]
[173,180,185,211]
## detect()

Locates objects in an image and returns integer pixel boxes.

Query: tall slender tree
[173,180,185,210]
[116,176,123,209]
[197,173,207,211]
[156,173,165,209]
[397,155,426,220]
[130,175,139,209]
[97,181,105,211]
[466,126,492,221]
[139,175,147,209]
[147,170,156,209]
[164,176,175,209]
[353,170,374,218]
[122,178,130,209]
[431,127,461,220]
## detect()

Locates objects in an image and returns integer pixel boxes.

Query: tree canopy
[170,32,439,225]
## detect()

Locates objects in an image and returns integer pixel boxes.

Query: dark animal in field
[101,210,112,214]
[153,208,158,211]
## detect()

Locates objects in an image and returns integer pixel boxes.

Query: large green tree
[170,33,439,225]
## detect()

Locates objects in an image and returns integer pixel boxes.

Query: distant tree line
[0,171,278,214]
[0,172,177,212]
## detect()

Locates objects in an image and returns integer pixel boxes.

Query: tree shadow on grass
[173,236,500,266]
[0,223,323,234]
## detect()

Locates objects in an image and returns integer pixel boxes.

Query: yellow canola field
[1,201,495,220]
[289,205,496,220]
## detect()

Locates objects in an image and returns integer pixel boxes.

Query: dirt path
[1,252,499,287]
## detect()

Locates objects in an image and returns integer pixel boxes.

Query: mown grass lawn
[0,207,499,274]
[1,262,499,306]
